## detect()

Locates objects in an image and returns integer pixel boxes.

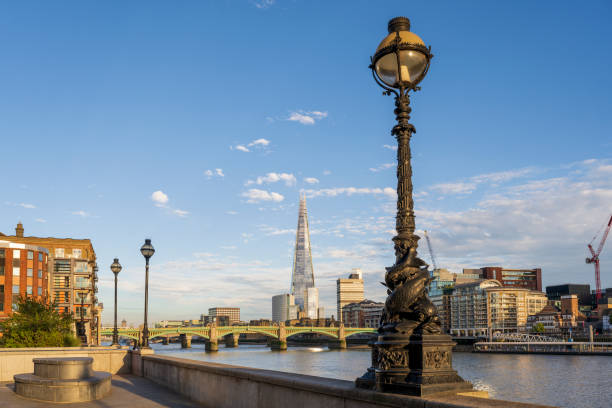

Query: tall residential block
[0,241,49,319]
[208,307,240,325]
[0,223,100,345]
[290,195,315,311]
[336,269,364,322]
[272,293,295,322]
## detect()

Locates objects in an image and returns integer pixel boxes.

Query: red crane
[586,214,612,304]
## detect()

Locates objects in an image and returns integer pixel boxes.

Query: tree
[532,323,545,333]
[0,296,80,348]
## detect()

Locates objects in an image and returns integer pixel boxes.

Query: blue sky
[1,1,611,325]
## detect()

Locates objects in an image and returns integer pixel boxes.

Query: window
[13,250,20,258]
[72,249,82,258]
[75,276,90,289]
[26,286,32,295]
[55,248,64,258]
[38,253,43,262]
[27,251,33,260]
[0,249,4,256]
[37,287,42,296]
[13,266,20,277]
[0,264,4,276]
[12,285,19,293]
[38,270,42,279]
[27,268,33,277]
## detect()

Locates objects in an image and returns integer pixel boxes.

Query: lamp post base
[356,333,472,396]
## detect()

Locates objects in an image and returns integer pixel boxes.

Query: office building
[272,293,295,322]
[0,223,100,345]
[546,283,591,306]
[0,241,49,319]
[479,266,542,291]
[342,299,384,328]
[305,287,319,320]
[208,307,240,325]
[336,269,364,322]
[290,195,315,311]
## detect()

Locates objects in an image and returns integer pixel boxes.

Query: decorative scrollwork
[425,350,450,369]
[376,347,409,370]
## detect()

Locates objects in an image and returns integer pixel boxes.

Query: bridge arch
[345,330,377,339]
[286,329,338,340]
[216,327,279,340]
[149,330,210,340]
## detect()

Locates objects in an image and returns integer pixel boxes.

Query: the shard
[290,194,315,311]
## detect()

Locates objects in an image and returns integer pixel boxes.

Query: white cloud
[35,218,46,223]
[151,190,169,206]
[369,163,395,173]
[205,168,225,179]
[288,110,328,125]
[383,144,398,151]
[430,182,477,195]
[242,189,285,203]
[72,210,91,218]
[246,172,296,187]
[234,145,249,152]
[304,177,319,184]
[248,138,270,147]
[304,187,395,199]
[172,209,189,217]
[254,0,275,9]
[226,211,239,215]
[323,170,332,176]
[19,203,36,209]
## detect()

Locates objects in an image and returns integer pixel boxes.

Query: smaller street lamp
[110,258,122,347]
[140,239,155,348]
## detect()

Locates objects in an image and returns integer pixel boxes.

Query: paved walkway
[0,375,203,407]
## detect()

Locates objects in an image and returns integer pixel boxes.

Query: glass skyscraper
[290,195,315,311]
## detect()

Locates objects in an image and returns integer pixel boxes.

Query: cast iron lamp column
[110,258,122,346]
[355,17,472,396]
[140,239,155,349]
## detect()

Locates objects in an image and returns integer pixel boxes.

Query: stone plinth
[14,357,111,403]
[368,333,473,396]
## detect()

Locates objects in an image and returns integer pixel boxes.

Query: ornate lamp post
[140,239,155,348]
[356,17,472,396]
[110,258,122,346]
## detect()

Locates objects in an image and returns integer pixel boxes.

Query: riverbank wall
[138,353,553,408]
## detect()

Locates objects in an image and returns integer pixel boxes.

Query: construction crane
[586,214,612,304]
[423,230,438,271]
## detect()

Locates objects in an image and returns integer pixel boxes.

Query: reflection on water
[152,343,611,408]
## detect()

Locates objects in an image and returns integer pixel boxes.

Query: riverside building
[0,241,49,319]
[0,223,100,345]
[449,280,548,337]
[342,299,384,328]
[208,307,240,325]
[336,269,364,322]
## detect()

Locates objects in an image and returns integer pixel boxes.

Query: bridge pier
[180,334,192,349]
[225,334,239,348]
[270,339,287,351]
[328,339,347,349]
[205,340,218,352]
[162,337,169,345]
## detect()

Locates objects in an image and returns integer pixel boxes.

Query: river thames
[149,343,611,408]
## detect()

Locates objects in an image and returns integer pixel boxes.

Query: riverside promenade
[0,346,555,408]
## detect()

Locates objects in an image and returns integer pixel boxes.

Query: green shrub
[0,296,78,348]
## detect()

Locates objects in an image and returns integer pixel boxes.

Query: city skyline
[0,1,611,324]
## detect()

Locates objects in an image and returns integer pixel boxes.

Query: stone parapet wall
[141,354,553,408]
[0,347,130,382]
